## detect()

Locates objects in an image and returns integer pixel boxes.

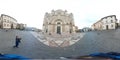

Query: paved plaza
[31,32,85,47]
[0,29,120,59]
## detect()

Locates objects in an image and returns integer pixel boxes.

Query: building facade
[0,14,17,29]
[92,20,103,30]
[92,15,118,30]
[102,15,118,30]
[0,18,1,28]
[43,9,77,35]
[17,23,27,30]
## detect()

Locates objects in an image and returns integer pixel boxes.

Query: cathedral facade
[43,9,77,35]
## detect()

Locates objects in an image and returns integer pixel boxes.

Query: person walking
[13,36,21,48]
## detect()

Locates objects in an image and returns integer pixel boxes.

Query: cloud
[0,0,120,29]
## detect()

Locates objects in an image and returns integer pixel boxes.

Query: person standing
[13,36,21,48]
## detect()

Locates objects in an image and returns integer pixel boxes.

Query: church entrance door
[57,26,61,34]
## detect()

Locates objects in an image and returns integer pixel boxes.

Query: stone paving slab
[30,32,85,47]
[1,29,120,59]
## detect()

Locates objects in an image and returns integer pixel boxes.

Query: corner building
[0,14,17,29]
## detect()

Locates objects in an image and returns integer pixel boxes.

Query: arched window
[111,25,113,27]
[111,20,113,23]
[106,21,107,23]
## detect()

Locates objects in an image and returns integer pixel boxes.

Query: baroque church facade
[43,9,77,35]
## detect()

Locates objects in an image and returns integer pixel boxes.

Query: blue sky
[0,0,120,29]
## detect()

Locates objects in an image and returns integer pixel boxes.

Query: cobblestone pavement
[1,29,120,59]
[31,32,85,47]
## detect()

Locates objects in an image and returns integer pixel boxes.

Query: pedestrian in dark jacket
[13,36,21,48]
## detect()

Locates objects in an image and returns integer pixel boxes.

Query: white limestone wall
[2,16,11,29]
[1,14,17,29]
[43,10,77,34]
[102,15,117,30]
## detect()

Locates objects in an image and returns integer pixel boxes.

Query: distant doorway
[70,29,72,33]
[106,25,108,30]
[57,26,61,34]
[11,24,13,29]
[116,23,118,29]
